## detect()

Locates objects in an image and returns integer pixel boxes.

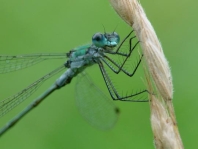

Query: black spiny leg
[101,41,142,76]
[102,30,142,76]
[98,60,148,102]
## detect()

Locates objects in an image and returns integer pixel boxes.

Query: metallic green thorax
[71,44,91,59]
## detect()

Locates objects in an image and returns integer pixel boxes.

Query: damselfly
[0,30,148,136]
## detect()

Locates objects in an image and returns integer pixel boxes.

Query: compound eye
[113,32,120,43]
[113,32,118,36]
[92,33,105,47]
[92,33,103,42]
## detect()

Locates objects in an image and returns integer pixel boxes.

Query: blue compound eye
[92,33,105,47]
[92,33,103,41]
[112,32,120,44]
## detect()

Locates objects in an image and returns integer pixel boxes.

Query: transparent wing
[0,53,66,73]
[75,72,119,130]
[0,65,65,117]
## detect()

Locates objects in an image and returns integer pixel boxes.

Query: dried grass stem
[109,0,183,148]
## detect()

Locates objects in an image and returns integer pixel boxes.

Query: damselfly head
[92,32,120,50]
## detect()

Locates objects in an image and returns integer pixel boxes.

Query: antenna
[112,24,119,33]
[102,24,106,33]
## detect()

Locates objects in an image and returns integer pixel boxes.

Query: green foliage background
[0,0,197,148]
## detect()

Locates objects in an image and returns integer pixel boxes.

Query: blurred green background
[0,0,197,148]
